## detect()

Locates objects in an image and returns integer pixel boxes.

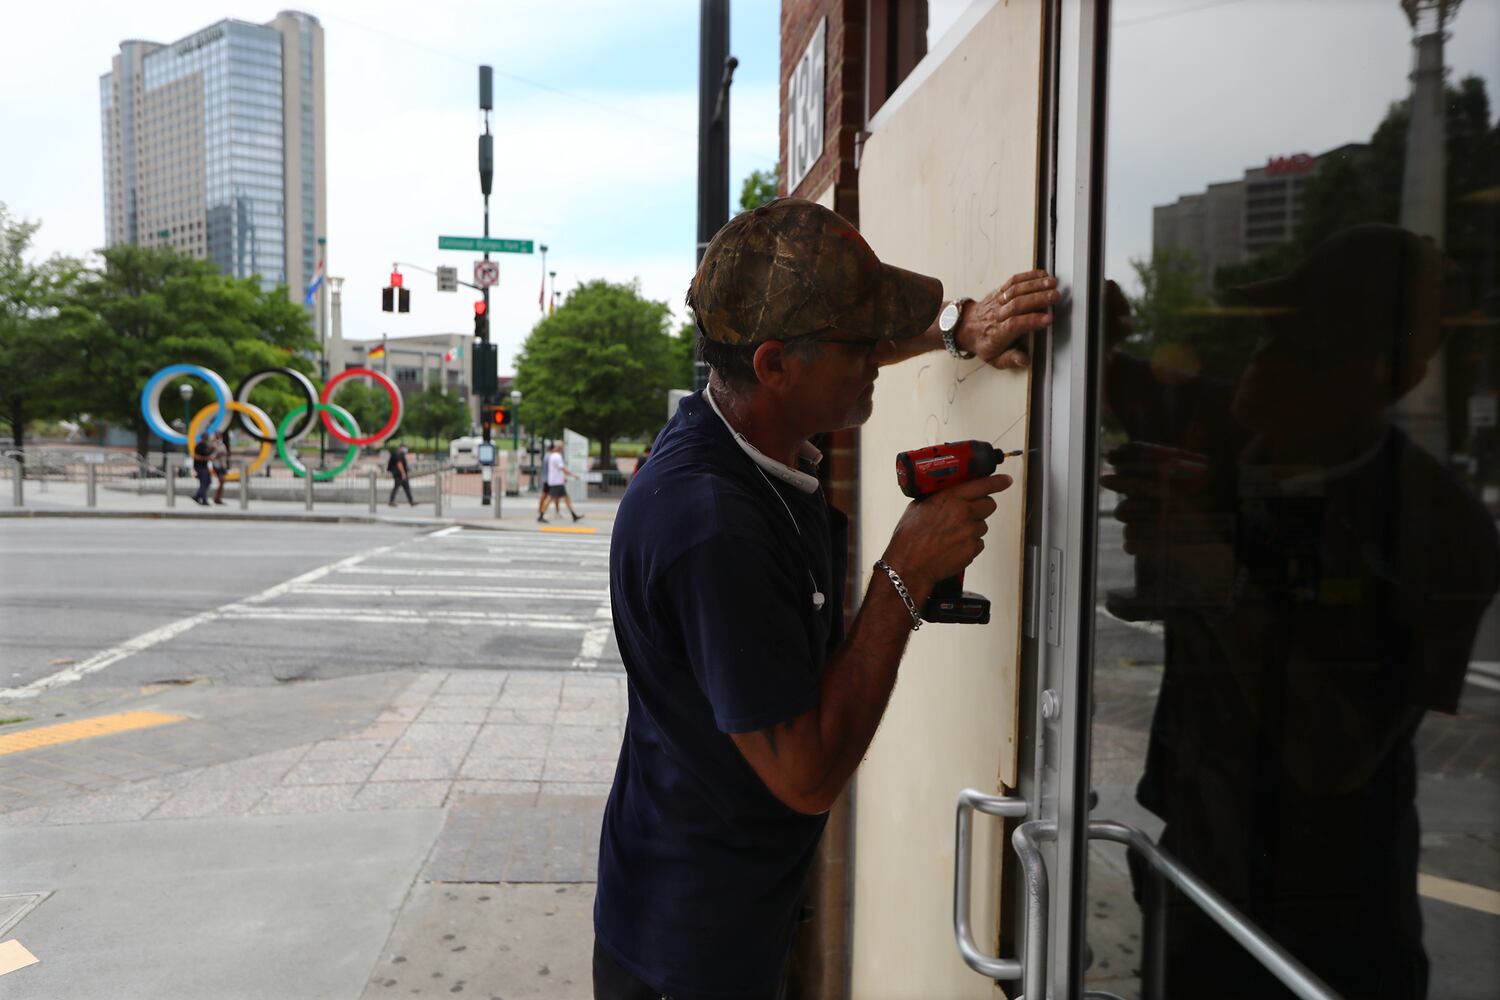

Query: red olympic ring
[319,367,404,446]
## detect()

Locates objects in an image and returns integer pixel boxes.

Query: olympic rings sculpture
[140,364,404,480]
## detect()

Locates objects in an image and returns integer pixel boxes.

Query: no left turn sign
[474,260,500,287]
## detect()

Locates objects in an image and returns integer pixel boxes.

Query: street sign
[474,260,500,287]
[436,266,458,291]
[438,236,534,254]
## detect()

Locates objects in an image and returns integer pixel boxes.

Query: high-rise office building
[1152,143,1367,292]
[100,11,325,312]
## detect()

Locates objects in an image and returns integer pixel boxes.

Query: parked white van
[448,436,482,472]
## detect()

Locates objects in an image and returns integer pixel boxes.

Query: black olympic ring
[234,367,320,444]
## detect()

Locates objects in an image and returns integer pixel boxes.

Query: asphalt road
[0,519,620,696]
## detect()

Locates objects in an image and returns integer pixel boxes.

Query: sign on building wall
[786,18,826,194]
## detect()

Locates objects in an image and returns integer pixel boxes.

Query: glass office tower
[100,12,325,307]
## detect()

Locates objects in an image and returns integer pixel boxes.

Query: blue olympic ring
[141,364,233,446]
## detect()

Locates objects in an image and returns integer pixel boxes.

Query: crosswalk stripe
[291,583,607,601]
[340,566,607,581]
[223,608,592,629]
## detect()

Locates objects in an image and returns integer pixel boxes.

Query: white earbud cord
[750,462,826,611]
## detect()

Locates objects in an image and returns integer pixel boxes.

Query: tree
[331,380,392,440]
[514,279,677,466]
[404,384,470,444]
[0,204,85,453]
[668,320,696,389]
[71,245,317,457]
[739,167,780,212]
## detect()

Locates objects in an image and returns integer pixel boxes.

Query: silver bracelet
[874,559,922,631]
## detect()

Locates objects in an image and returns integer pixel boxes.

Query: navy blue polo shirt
[596,390,848,999]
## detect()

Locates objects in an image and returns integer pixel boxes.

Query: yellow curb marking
[539,525,598,535]
[0,710,186,757]
[0,939,39,977]
[1418,873,1500,917]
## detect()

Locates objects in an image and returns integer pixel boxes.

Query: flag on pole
[444,345,461,363]
[304,259,325,306]
[367,344,387,360]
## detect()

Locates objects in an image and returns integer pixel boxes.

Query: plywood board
[850,1,1043,996]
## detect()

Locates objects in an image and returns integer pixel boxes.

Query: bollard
[368,470,377,514]
[86,463,97,508]
[434,471,444,517]
[304,470,314,511]
[165,460,176,507]
[239,462,249,510]
[10,457,22,508]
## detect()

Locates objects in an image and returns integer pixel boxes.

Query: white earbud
[812,591,825,610]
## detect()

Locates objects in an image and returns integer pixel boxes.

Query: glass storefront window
[1084,3,1499,998]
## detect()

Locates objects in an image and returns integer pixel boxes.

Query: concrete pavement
[2,476,624,536]
[0,517,626,998]
[0,667,622,998]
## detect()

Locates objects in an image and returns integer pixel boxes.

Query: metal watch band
[874,559,922,631]
[941,298,975,360]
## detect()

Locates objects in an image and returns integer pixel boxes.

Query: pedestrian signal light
[474,301,487,315]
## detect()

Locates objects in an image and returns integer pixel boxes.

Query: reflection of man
[1104,225,1499,999]
[594,199,1057,999]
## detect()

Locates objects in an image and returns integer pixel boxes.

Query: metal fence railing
[0,446,462,516]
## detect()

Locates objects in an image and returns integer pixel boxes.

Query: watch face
[940,301,959,330]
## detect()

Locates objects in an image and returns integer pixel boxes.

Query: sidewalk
[1,478,623,535]
[0,667,622,998]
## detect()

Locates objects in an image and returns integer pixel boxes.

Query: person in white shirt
[538,442,582,523]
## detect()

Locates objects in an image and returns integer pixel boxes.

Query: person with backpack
[387,443,414,506]
[191,431,214,506]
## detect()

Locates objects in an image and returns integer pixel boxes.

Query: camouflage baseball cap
[688,198,944,345]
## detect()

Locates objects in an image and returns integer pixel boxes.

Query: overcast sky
[1,0,781,372]
[1106,0,1499,291]
[3,1,1494,371]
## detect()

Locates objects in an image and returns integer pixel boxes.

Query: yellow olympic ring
[186,401,275,480]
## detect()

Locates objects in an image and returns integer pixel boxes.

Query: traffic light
[471,343,497,390]
[382,287,393,312]
[398,288,410,313]
[480,404,511,429]
[473,300,489,339]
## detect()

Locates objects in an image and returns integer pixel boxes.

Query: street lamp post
[179,383,194,474]
[510,389,522,492]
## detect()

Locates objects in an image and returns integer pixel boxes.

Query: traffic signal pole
[694,0,735,391]
[479,65,495,506]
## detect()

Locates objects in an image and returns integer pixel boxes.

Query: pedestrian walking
[191,432,214,506]
[387,443,415,506]
[537,442,582,523]
[210,431,230,505]
[595,198,1056,998]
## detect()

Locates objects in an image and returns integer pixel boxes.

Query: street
[2,519,619,694]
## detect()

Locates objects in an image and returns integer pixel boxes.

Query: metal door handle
[953,788,1052,999]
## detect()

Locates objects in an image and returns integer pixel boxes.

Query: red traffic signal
[390,271,404,288]
[474,301,487,315]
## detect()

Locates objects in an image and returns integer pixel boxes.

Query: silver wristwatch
[939,297,974,359]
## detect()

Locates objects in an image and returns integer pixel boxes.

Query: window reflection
[1091,2,1498,998]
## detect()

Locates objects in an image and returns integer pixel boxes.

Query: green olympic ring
[276,403,361,481]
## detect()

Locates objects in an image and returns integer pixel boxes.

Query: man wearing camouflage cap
[593,198,1058,999]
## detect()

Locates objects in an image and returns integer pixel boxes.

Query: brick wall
[780,3,867,997]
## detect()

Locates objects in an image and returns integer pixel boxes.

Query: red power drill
[895,440,1023,624]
